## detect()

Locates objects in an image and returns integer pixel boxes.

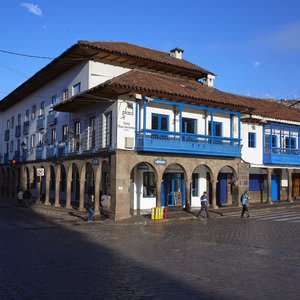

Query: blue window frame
[208,121,222,136]
[151,114,169,131]
[285,137,296,149]
[192,173,199,196]
[265,135,277,147]
[248,132,256,148]
[182,118,197,134]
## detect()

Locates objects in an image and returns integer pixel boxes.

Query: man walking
[197,191,209,218]
[241,189,250,218]
[87,193,95,223]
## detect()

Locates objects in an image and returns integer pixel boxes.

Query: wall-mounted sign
[154,159,166,166]
[137,163,149,170]
[37,168,44,177]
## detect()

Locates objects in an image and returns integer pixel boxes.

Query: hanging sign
[37,168,44,177]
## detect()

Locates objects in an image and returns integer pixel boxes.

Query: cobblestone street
[1,204,300,299]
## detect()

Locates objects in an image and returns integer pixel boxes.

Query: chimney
[170,47,184,60]
[204,74,216,87]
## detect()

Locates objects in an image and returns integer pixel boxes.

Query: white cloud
[253,60,261,68]
[20,2,43,16]
[257,21,300,52]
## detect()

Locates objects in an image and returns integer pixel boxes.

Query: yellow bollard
[155,207,159,220]
[151,207,155,220]
[160,206,164,219]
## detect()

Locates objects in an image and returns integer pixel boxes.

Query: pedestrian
[17,189,24,206]
[197,191,209,218]
[241,189,250,218]
[87,193,95,223]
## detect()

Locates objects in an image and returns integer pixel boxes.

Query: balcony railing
[4,130,9,141]
[23,121,29,135]
[22,149,28,162]
[47,110,57,126]
[36,146,44,160]
[36,115,45,130]
[14,151,20,162]
[15,125,21,138]
[136,130,241,157]
[46,144,57,158]
[263,147,300,165]
[58,142,68,157]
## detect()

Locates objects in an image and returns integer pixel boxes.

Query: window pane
[161,117,168,131]
[152,115,158,130]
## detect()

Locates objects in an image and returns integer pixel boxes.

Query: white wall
[241,123,263,165]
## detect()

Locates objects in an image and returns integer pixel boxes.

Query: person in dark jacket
[241,190,250,218]
[87,193,95,223]
[196,191,209,218]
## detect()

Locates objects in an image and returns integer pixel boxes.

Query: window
[38,132,44,146]
[10,141,13,153]
[192,173,199,197]
[62,89,69,100]
[265,135,277,148]
[88,116,96,149]
[248,132,256,148]
[31,105,36,120]
[51,128,56,144]
[151,114,169,131]
[40,101,45,115]
[74,121,81,151]
[7,120,10,130]
[6,143,9,154]
[11,116,14,129]
[51,95,57,106]
[182,118,197,134]
[249,174,264,191]
[73,82,81,95]
[17,139,20,152]
[25,110,30,122]
[285,137,296,149]
[208,121,222,136]
[62,125,68,141]
[143,172,156,197]
[17,114,21,126]
[105,112,112,147]
[30,134,36,149]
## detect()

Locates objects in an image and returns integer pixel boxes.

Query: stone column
[288,169,293,203]
[267,168,272,204]
[44,177,50,206]
[210,179,217,208]
[79,179,85,212]
[36,176,41,203]
[185,179,192,211]
[94,173,101,216]
[54,178,60,208]
[156,180,162,207]
[65,179,72,209]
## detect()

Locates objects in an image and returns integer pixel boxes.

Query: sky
[0,0,300,100]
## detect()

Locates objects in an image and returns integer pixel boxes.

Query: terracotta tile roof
[78,40,214,76]
[55,69,300,123]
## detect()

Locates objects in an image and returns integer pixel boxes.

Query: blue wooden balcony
[14,151,20,162]
[4,130,9,141]
[36,146,44,160]
[15,125,21,138]
[263,147,300,165]
[58,142,68,157]
[136,130,241,157]
[46,144,57,158]
[22,150,28,162]
[23,121,29,135]
[47,110,57,126]
[36,115,45,130]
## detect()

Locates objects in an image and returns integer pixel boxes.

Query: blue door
[162,174,186,207]
[217,173,227,205]
[271,174,279,201]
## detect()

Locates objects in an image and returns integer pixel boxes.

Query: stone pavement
[1,200,300,299]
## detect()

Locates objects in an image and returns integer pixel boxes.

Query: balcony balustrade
[47,110,57,126]
[4,130,9,141]
[58,142,68,157]
[15,125,21,138]
[263,147,300,165]
[23,121,29,135]
[136,130,240,157]
[36,146,44,160]
[4,153,8,164]
[36,115,45,130]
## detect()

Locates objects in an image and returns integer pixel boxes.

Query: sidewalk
[2,198,300,225]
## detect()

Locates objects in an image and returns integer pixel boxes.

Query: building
[1,41,300,220]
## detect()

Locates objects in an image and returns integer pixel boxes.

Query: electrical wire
[0,49,53,60]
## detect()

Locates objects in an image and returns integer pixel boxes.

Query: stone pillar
[267,168,272,204]
[79,179,85,212]
[155,180,162,207]
[94,173,101,216]
[20,165,26,191]
[210,179,217,208]
[288,169,293,203]
[36,176,41,203]
[185,179,192,211]
[65,178,72,209]
[44,177,50,206]
[54,177,60,208]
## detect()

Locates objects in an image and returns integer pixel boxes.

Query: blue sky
[1,0,300,100]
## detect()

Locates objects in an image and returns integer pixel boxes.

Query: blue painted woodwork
[46,144,57,158]
[36,115,45,130]
[14,151,20,162]
[36,147,44,159]
[4,153,8,164]
[22,150,28,162]
[15,125,21,138]
[271,174,279,201]
[162,174,186,207]
[4,130,9,141]
[151,113,169,131]
[249,174,264,191]
[136,130,240,157]
[23,121,29,135]
[47,111,57,126]
[58,142,68,157]
[217,173,227,205]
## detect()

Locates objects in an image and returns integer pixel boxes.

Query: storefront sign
[154,159,166,165]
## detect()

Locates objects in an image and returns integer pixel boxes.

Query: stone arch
[216,165,238,207]
[161,163,188,208]
[129,162,158,214]
[71,163,80,208]
[191,164,213,207]
[59,164,67,207]
[85,162,94,194]
[49,165,56,204]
